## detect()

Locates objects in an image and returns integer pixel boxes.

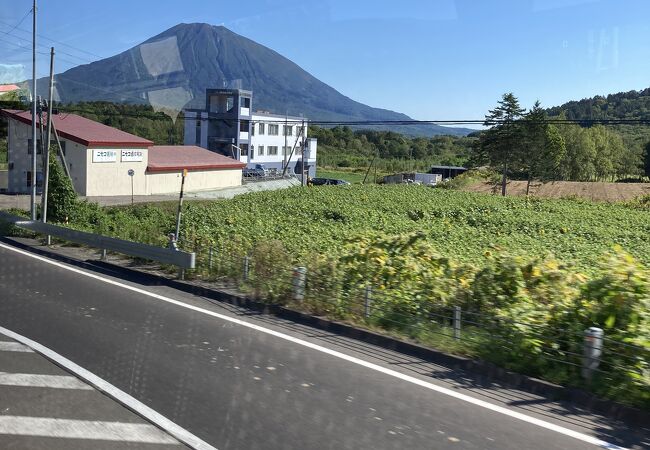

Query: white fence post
[292,267,307,302]
[581,327,603,381]
[364,286,373,318]
[453,306,461,340]
[243,256,250,281]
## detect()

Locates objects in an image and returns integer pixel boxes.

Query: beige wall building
[1,110,245,197]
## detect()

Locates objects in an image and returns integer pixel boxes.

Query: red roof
[0,85,19,93]
[147,146,246,172]
[0,109,153,147]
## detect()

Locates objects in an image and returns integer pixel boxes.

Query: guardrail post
[453,306,461,340]
[178,268,185,280]
[364,285,372,318]
[100,248,107,260]
[243,256,250,281]
[581,327,603,381]
[292,267,307,302]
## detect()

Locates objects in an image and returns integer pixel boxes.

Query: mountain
[30,23,472,137]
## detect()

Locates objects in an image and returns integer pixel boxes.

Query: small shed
[428,165,468,179]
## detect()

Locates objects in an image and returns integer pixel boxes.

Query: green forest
[309,125,476,173]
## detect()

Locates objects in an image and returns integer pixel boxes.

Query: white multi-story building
[184,89,317,177]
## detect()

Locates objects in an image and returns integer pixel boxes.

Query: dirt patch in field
[465,180,650,202]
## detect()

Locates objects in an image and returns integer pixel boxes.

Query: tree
[479,93,526,196]
[46,151,77,223]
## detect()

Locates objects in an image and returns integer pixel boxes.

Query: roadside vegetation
[36,182,650,409]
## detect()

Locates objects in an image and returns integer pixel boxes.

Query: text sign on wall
[92,149,117,163]
[121,149,144,162]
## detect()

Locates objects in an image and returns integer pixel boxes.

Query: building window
[226,96,235,112]
[283,125,293,136]
[240,97,250,108]
[27,139,42,155]
[258,123,265,135]
[195,120,201,146]
[268,146,278,156]
[240,120,250,133]
[26,171,43,187]
[283,146,292,156]
[258,145,264,156]
[268,124,279,136]
[240,144,249,157]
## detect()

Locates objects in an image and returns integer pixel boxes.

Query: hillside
[27,23,471,137]
[546,88,650,120]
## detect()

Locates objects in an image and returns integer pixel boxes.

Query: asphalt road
[0,243,646,450]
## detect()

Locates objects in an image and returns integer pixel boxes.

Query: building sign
[92,149,117,163]
[121,149,144,162]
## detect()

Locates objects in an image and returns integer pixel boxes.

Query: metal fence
[189,244,648,396]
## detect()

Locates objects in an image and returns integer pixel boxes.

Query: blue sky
[1,0,649,121]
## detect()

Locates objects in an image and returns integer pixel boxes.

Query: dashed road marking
[0,372,93,390]
[0,416,179,444]
[0,341,34,353]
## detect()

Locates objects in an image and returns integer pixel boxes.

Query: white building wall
[64,140,88,194]
[249,114,316,174]
[7,119,39,194]
[84,147,149,196]
[145,169,242,195]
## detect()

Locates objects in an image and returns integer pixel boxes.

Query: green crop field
[172,185,650,271]
[43,185,650,407]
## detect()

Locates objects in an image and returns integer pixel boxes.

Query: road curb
[2,236,648,428]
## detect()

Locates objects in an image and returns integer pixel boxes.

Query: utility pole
[301,119,307,186]
[37,96,45,215]
[283,114,288,171]
[30,0,37,220]
[41,47,55,226]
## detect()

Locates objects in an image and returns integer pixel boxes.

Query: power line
[0,25,97,65]
[1,7,33,37]
[0,35,49,56]
[4,103,648,127]
[0,18,104,60]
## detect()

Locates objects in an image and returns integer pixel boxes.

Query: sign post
[128,169,135,205]
[175,169,188,243]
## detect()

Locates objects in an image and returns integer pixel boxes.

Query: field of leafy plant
[46,185,650,408]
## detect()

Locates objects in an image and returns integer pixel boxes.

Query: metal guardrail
[0,212,195,270]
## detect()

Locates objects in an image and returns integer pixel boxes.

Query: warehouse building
[184,89,318,177]
[1,109,245,196]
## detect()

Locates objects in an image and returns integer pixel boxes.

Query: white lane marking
[0,372,93,390]
[0,341,34,352]
[0,340,216,446]
[0,242,627,450]
[0,416,179,444]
